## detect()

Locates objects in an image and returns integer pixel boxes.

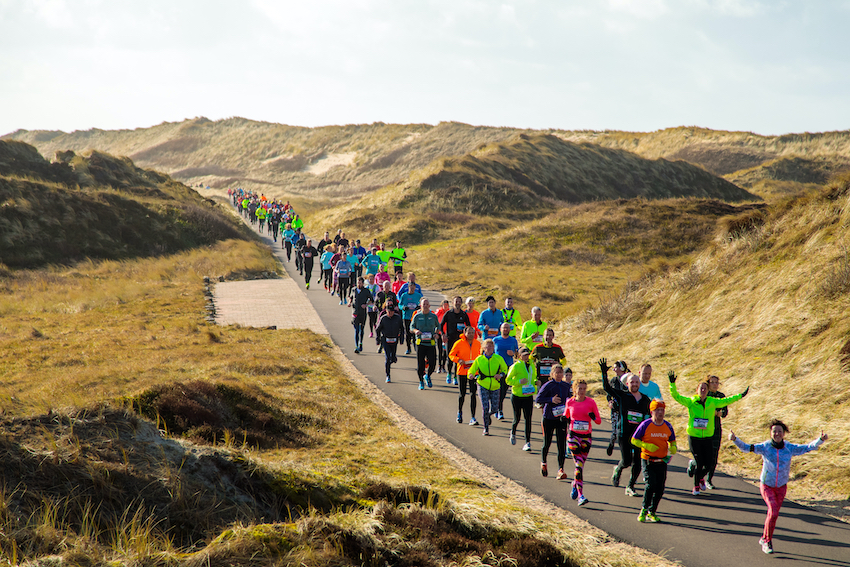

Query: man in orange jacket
[449,326,482,426]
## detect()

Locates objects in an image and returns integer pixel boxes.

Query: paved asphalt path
[247,220,849,567]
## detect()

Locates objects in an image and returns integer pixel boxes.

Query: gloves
[668,441,677,456]
[589,412,597,422]
[598,358,610,376]
[631,438,658,452]
[667,370,677,384]
[741,386,749,398]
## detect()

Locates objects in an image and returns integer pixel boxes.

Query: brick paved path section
[213,279,328,334]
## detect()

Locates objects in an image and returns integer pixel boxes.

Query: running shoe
[425,376,432,388]
[556,469,567,480]
[760,539,774,554]
[565,447,573,458]
[496,411,504,420]
[418,383,425,391]
[645,512,659,523]
[570,485,578,500]
[482,430,490,436]
[692,487,700,496]
[510,433,516,445]
[469,418,479,426]
[405,349,412,355]
[540,463,548,477]
[577,496,588,507]
[625,486,637,497]
[699,479,707,492]
[637,509,647,523]
[687,459,696,477]
[386,376,391,383]
[305,283,310,289]
[339,300,344,305]
[446,374,452,384]
[369,332,374,338]
[606,440,615,456]
[612,466,622,487]
[453,377,458,385]
[522,442,531,452]
[457,412,462,424]
[705,480,716,490]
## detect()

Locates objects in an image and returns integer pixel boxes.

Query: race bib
[693,418,709,430]
[457,323,465,331]
[385,338,397,344]
[627,411,644,424]
[487,328,498,336]
[421,332,432,340]
[521,384,535,395]
[550,404,566,417]
[407,302,417,310]
[464,360,474,367]
[304,252,312,258]
[572,420,590,432]
[509,323,515,330]
[367,305,375,312]
[540,366,551,376]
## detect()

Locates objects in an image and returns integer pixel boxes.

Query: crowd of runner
[230,188,830,555]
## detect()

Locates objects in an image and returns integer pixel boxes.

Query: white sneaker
[522,442,532,452]
[510,433,516,445]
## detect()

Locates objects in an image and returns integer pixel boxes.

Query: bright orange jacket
[449,336,481,376]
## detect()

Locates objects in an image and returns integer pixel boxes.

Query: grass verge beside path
[0,238,679,566]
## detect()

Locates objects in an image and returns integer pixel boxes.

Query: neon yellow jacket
[505,359,538,397]
[468,354,508,391]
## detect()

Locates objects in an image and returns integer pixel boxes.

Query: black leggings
[437,335,447,368]
[368,311,377,333]
[641,460,667,514]
[303,262,314,284]
[511,395,534,443]
[403,319,413,349]
[323,268,332,289]
[616,435,642,488]
[457,374,478,417]
[498,380,510,414]
[384,340,398,377]
[689,436,716,487]
[284,241,292,259]
[338,277,351,301]
[541,417,568,468]
[417,344,436,381]
[709,432,722,482]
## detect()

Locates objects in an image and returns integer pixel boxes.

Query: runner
[281,222,295,261]
[410,298,440,390]
[632,400,677,523]
[564,378,601,506]
[440,296,470,386]
[318,231,333,254]
[600,358,650,497]
[501,296,523,338]
[505,345,537,450]
[301,238,317,289]
[730,421,828,554]
[530,328,566,384]
[492,322,518,420]
[334,247,354,305]
[519,306,547,350]
[361,247,384,277]
[434,299,451,374]
[390,241,407,274]
[320,244,335,293]
[375,301,403,382]
[478,295,504,341]
[705,375,727,490]
[467,339,508,436]
[374,281,397,354]
[397,272,422,297]
[351,276,373,354]
[398,283,423,355]
[294,229,306,275]
[668,370,748,495]
[637,364,664,401]
[448,326,481,425]
[606,360,630,456]
[464,297,480,337]
[374,264,391,287]
[365,273,380,338]
[535,364,572,480]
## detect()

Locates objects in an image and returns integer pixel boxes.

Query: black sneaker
[606,440,615,456]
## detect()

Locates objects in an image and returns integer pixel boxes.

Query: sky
[1,0,849,137]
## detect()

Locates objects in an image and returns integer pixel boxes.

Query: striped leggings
[568,433,592,496]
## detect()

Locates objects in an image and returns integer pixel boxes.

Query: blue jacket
[733,437,823,487]
[398,290,423,320]
[478,308,504,340]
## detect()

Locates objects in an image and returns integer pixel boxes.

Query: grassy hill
[556,175,850,504]
[0,139,247,268]
[724,155,850,200]
[7,119,850,203]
